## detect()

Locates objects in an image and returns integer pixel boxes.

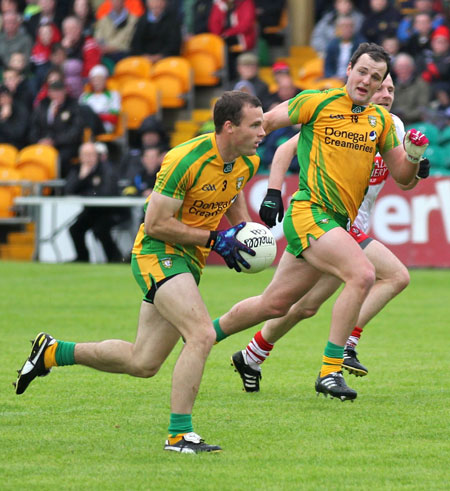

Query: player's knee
[301,306,319,319]
[185,327,216,353]
[391,266,410,294]
[264,298,291,318]
[132,361,161,378]
[354,264,376,294]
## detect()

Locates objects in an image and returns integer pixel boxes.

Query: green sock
[324,341,344,359]
[55,341,76,366]
[168,413,193,436]
[213,318,228,343]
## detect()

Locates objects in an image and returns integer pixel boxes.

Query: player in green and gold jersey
[14,91,265,454]
[212,43,429,401]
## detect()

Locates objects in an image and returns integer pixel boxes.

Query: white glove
[403,129,429,164]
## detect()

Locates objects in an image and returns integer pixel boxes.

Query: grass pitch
[0,261,449,490]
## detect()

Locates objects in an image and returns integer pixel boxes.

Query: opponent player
[230,74,431,393]
[211,43,429,401]
[14,91,265,454]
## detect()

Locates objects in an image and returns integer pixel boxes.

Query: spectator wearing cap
[29,79,85,177]
[419,25,450,109]
[230,52,271,110]
[130,0,182,64]
[0,11,32,70]
[0,84,29,148]
[324,15,366,81]
[79,64,121,134]
[94,0,139,64]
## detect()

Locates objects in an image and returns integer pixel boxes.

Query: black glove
[209,222,255,272]
[417,157,430,179]
[259,188,284,228]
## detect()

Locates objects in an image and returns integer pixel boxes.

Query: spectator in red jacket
[208,0,257,80]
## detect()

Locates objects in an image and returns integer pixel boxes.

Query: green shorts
[131,252,201,303]
[283,200,348,257]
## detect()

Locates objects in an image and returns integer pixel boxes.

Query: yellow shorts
[131,252,201,303]
[283,200,348,257]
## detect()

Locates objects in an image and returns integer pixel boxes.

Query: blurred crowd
[1,0,449,260]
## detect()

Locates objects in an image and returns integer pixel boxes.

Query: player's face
[232,104,265,156]
[346,53,387,105]
[371,74,395,111]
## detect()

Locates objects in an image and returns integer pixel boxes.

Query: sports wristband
[206,230,218,248]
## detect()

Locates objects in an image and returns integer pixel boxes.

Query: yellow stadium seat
[183,33,226,86]
[96,113,127,144]
[120,79,160,129]
[151,57,193,109]
[112,56,152,87]
[0,167,22,217]
[16,144,59,181]
[0,144,18,169]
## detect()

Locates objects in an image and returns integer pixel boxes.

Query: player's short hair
[214,90,262,133]
[349,43,391,80]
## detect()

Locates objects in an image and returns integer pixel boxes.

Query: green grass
[0,262,449,490]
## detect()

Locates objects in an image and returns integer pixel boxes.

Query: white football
[236,222,277,274]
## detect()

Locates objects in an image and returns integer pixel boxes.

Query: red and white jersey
[353,113,405,232]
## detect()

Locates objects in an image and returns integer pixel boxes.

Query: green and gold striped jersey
[288,86,400,222]
[132,133,259,269]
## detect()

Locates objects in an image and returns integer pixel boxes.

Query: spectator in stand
[266,72,300,108]
[2,65,34,109]
[311,0,364,57]
[360,0,402,45]
[33,65,64,107]
[381,35,401,63]
[79,64,121,134]
[208,0,257,80]
[122,144,166,197]
[131,0,182,63]
[24,0,64,40]
[29,79,85,177]
[63,58,84,99]
[61,15,101,78]
[391,52,431,126]
[29,20,61,94]
[64,141,124,263]
[397,0,445,43]
[402,12,434,58]
[0,0,19,30]
[324,15,366,81]
[182,0,213,38]
[94,0,139,64]
[420,25,450,99]
[230,52,271,111]
[0,11,32,70]
[96,0,144,20]
[0,84,29,148]
[118,115,169,182]
[70,0,96,37]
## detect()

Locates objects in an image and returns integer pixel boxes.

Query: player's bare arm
[268,133,299,190]
[225,192,252,225]
[144,191,210,246]
[262,99,291,135]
